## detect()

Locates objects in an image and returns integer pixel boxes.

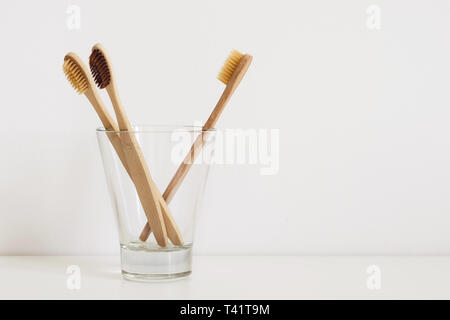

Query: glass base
[120,241,192,282]
[122,270,191,282]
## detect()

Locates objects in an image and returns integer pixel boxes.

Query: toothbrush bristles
[63,57,89,94]
[89,49,111,89]
[217,49,244,85]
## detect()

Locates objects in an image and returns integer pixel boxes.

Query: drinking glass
[97,125,214,281]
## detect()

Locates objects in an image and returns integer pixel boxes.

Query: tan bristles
[89,48,111,89]
[217,49,244,85]
[63,56,89,94]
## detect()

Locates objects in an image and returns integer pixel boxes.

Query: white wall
[2,0,450,255]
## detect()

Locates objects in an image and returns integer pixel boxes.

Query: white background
[1,0,450,255]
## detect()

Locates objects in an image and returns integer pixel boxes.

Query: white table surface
[0,256,449,299]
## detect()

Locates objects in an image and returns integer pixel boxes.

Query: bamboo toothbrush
[63,52,169,247]
[89,44,183,246]
[63,53,140,182]
[139,50,253,241]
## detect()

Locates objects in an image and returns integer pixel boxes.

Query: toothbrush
[63,53,134,179]
[63,52,169,247]
[89,44,184,246]
[139,50,253,241]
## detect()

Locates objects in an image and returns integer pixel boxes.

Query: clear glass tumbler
[96,125,214,281]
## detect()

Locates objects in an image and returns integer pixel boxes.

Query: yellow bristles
[63,56,89,94]
[217,49,244,85]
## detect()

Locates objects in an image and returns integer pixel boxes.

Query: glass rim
[96,124,216,134]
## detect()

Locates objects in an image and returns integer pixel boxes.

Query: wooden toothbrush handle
[138,81,232,241]
[118,132,169,246]
[138,131,208,240]
[165,131,210,203]
[86,90,129,173]
[87,88,172,246]
[107,84,180,247]
[139,54,253,241]
[138,83,229,241]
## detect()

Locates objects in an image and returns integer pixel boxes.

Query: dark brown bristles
[89,48,111,89]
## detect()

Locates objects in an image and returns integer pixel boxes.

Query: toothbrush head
[217,49,244,85]
[63,53,91,94]
[89,44,112,89]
